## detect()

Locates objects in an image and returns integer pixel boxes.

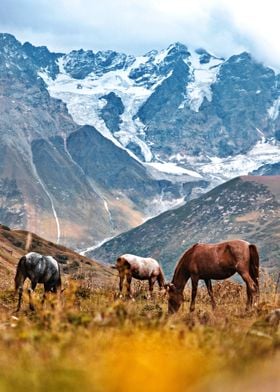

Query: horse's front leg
[16,278,26,312]
[16,285,24,312]
[118,273,125,298]
[190,276,199,312]
[125,273,133,299]
[204,279,216,310]
[28,281,37,311]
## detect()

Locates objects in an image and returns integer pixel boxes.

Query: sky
[1,0,280,68]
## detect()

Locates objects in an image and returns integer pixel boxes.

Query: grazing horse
[15,252,62,311]
[114,254,165,298]
[166,240,259,314]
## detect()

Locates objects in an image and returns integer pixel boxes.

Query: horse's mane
[172,243,199,284]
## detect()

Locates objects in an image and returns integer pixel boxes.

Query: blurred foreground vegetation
[0,271,279,392]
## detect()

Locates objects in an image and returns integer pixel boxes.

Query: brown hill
[90,175,280,277]
[0,224,116,291]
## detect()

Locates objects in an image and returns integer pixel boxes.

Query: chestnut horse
[114,254,165,298]
[166,240,259,313]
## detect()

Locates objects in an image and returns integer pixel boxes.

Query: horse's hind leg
[148,276,157,299]
[245,282,253,310]
[238,271,257,310]
[205,279,216,310]
[15,277,26,312]
[16,286,24,312]
[190,276,199,312]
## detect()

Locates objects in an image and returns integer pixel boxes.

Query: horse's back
[121,254,161,278]
[22,252,60,283]
[195,240,250,258]
[183,240,252,279]
[122,254,158,265]
[197,239,249,250]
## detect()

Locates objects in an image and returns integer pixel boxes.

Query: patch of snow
[256,128,265,137]
[130,55,149,69]
[41,56,169,164]
[154,48,168,64]
[145,195,186,219]
[199,138,280,181]
[146,161,202,177]
[182,51,223,112]
[268,97,280,120]
[79,236,114,256]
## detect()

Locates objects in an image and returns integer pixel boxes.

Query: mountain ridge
[89,175,280,277]
[0,33,205,248]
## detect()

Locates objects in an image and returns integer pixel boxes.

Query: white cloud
[1,0,280,68]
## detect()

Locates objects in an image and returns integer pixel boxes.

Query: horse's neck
[172,255,190,292]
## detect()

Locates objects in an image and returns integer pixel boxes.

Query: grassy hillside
[0,273,279,391]
[90,176,280,277]
[0,224,115,289]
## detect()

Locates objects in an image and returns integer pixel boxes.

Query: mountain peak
[0,33,21,50]
[166,42,189,56]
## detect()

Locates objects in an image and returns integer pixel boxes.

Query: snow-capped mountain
[1,32,280,249]
[0,34,205,248]
[35,40,280,184]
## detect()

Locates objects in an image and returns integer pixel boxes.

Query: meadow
[0,269,279,392]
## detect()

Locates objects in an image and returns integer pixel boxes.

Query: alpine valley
[1,32,280,253]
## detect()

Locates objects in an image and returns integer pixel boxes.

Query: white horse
[114,254,165,298]
[15,252,62,311]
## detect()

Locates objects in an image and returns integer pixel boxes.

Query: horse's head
[165,283,184,314]
[115,256,130,272]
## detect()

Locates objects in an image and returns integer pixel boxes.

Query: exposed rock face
[63,49,134,79]
[0,34,202,248]
[135,51,280,161]
[32,37,280,184]
[100,92,124,133]
[251,162,280,176]
[90,176,280,277]
[2,32,280,251]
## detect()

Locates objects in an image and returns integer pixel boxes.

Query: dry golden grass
[0,272,279,392]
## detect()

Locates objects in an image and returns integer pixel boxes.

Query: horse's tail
[15,256,26,292]
[249,244,259,292]
[157,266,165,289]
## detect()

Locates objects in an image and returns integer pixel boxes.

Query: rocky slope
[1,32,280,251]
[251,162,280,176]
[0,33,202,248]
[90,176,280,277]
